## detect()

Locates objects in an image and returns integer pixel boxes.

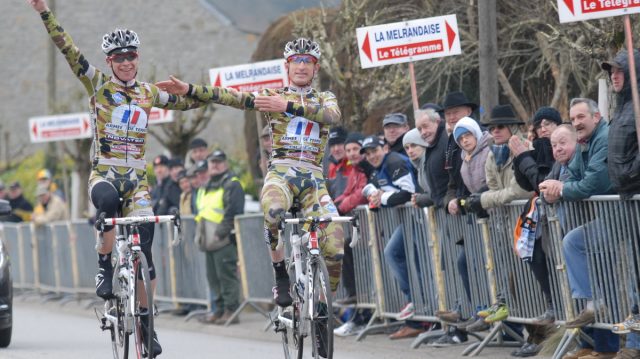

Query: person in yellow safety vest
[194,150,244,325]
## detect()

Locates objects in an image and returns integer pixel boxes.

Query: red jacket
[334,163,368,214]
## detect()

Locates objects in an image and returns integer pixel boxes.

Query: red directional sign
[147,108,173,124]
[558,0,640,23]
[356,15,461,69]
[29,113,92,143]
[209,59,288,92]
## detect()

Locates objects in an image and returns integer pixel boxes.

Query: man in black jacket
[431,91,478,347]
[155,157,182,215]
[3,182,33,222]
[602,49,640,358]
[413,105,448,208]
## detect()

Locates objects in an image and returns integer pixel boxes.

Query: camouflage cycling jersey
[188,85,340,171]
[40,11,203,170]
[188,83,344,289]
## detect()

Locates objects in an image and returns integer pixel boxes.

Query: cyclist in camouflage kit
[28,0,206,355]
[156,38,345,309]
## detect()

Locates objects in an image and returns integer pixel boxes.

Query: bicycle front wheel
[109,297,129,359]
[132,253,154,359]
[279,303,303,359]
[309,256,334,359]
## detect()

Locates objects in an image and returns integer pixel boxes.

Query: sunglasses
[489,124,507,132]
[287,55,317,64]
[109,52,138,63]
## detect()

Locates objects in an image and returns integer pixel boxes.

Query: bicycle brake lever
[95,212,107,250]
[275,217,285,250]
[350,225,359,248]
[349,217,360,248]
[171,211,182,247]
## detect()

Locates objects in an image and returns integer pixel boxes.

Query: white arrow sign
[209,59,288,92]
[558,0,640,23]
[29,108,173,143]
[29,112,91,143]
[356,15,461,69]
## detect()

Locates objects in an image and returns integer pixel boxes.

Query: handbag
[513,196,538,261]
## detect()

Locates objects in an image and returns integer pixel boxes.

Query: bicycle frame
[97,213,181,359]
[276,216,357,332]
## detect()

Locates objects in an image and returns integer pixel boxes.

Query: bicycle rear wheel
[132,253,154,359]
[309,256,334,359]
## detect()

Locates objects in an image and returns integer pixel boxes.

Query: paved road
[1,297,552,358]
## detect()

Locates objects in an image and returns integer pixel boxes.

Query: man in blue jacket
[360,135,420,339]
[540,98,618,358]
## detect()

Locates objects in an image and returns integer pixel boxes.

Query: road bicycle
[95,211,181,359]
[272,206,359,359]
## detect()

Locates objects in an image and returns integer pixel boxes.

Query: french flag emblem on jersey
[121,108,142,125]
[295,121,315,136]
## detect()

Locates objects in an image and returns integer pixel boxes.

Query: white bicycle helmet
[101,29,140,55]
[283,38,321,60]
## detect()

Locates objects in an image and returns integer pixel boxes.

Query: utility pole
[478,0,498,123]
[45,0,57,170]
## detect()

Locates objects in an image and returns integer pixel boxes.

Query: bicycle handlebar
[101,215,176,226]
[283,216,354,225]
[96,212,183,246]
[276,215,360,250]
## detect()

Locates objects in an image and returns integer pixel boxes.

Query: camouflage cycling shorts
[88,164,154,217]
[261,165,344,291]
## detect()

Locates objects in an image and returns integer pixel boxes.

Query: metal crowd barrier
[400,205,438,321]
[228,213,276,325]
[168,216,208,307]
[4,195,640,358]
[353,206,410,339]
[348,206,381,340]
[549,196,640,358]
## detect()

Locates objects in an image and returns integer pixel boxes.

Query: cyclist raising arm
[157,39,345,317]
[27,0,206,356]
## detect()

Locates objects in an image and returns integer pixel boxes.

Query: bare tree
[278,0,631,126]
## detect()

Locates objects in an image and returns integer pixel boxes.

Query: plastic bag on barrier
[194,219,230,252]
[513,196,538,261]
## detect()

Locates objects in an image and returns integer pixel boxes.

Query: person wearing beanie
[508,106,562,354]
[453,118,493,202]
[402,128,428,194]
[327,126,351,198]
[453,117,483,147]
[531,106,562,139]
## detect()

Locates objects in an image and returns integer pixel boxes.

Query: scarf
[491,144,510,167]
